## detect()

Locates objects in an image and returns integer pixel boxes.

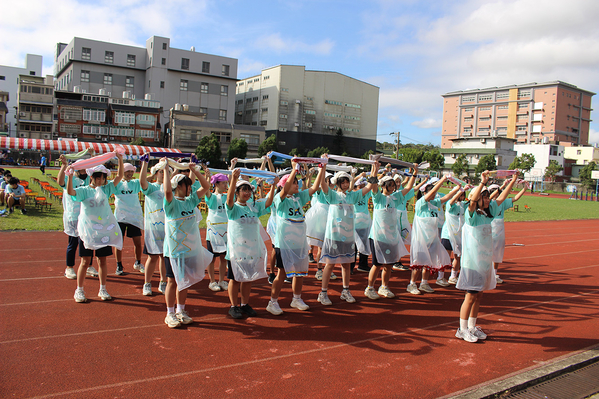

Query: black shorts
[207,240,226,256]
[227,260,236,280]
[467,290,480,294]
[78,238,113,258]
[273,248,285,270]
[441,238,453,251]
[142,244,163,256]
[369,238,382,266]
[164,257,175,278]
[119,223,142,238]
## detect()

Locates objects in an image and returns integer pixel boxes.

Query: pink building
[441,81,594,149]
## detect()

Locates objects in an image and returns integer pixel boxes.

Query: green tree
[227,138,248,160]
[131,137,145,146]
[451,154,469,177]
[289,148,306,157]
[398,147,424,163]
[196,133,225,168]
[579,161,597,190]
[544,160,563,182]
[258,134,277,157]
[510,153,536,173]
[423,148,445,171]
[362,149,375,159]
[307,147,329,158]
[332,128,346,154]
[475,154,497,175]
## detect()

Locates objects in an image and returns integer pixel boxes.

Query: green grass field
[1,167,597,231]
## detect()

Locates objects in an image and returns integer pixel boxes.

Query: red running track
[1,220,598,398]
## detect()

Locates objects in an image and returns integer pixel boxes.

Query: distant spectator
[0,172,12,206]
[40,154,47,174]
[5,177,27,214]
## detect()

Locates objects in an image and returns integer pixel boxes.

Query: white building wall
[0,54,43,136]
[514,144,565,179]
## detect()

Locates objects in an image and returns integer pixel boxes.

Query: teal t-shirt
[354,191,371,213]
[205,192,227,211]
[114,179,142,206]
[141,182,164,213]
[323,188,363,206]
[465,201,499,227]
[274,190,310,221]
[371,190,405,210]
[71,183,117,203]
[163,194,201,258]
[492,198,513,220]
[397,188,415,211]
[61,175,90,220]
[415,196,442,218]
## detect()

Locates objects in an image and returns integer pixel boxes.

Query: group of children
[58,151,527,341]
[0,168,28,215]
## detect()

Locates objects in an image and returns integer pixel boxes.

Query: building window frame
[180,79,188,91]
[104,51,114,64]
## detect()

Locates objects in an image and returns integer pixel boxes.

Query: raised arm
[441,184,461,204]
[320,154,330,195]
[401,164,418,195]
[140,156,149,190]
[57,155,68,187]
[468,171,489,213]
[66,173,76,196]
[112,152,124,187]
[202,164,212,199]
[362,161,380,196]
[496,173,518,206]
[348,168,357,191]
[264,176,279,209]
[448,186,463,206]
[230,157,238,171]
[424,175,448,202]
[309,165,324,196]
[414,176,430,192]
[280,161,298,199]
[163,158,173,203]
[227,169,240,208]
[191,163,210,199]
[512,184,527,202]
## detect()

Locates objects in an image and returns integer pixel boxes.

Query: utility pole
[389,131,400,159]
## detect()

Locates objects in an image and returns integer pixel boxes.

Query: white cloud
[411,118,441,129]
[589,129,599,145]
[258,33,334,55]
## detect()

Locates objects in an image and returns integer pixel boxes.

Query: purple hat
[211,173,229,185]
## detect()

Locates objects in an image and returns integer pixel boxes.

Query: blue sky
[2,0,598,146]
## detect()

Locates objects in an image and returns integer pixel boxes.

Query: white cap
[171,174,186,186]
[86,165,110,176]
[379,176,394,186]
[331,171,351,185]
[236,179,254,190]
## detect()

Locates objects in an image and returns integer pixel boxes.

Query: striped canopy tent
[0,137,182,159]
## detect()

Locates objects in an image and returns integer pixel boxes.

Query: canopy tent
[0,137,181,160]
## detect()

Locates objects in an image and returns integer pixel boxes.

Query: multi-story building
[441,81,594,148]
[563,145,599,177]
[0,54,43,136]
[54,36,238,128]
[16,75,55,140]
[235,65,378,155]
[0,91,8,135]
[440,136,518,175]
[55,90,162,145]
[513,143,566,180]
[169,108,265,158]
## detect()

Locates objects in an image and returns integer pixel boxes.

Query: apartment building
[55,90,162,145]
[441,81,594,148]
[0,54,43,136]
[168,108,265,158]
[16,75,55,140]
[235,65,378,155]
[0,91,8,135]
[54,36,238,127]
[440,136,518,175]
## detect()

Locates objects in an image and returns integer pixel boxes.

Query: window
[305,110,316,115]
[462,95,475,102]
[82,109,106,122]
[180,79,188,91]
[162,43,167,50]
[253,96,258,102]
[325,99,342,106]
[480,106,491,111]
[82,47,91,60]
[222,64,230,76]
[127,54,136,67]
[280,101,288,105]
[281,88,289,92]
[262,108,268,112]
[181,58,189,70]
[518,90,531,98]
[0,76,5,80]
[160,81,165,89]
[80,70,90,82]
[220,85,228,96]
[125,76,134,88]
[114,111,135,124]
[463,127,472,133]
[219,110,227,121]
[201,83,208,94]
[479,94,493,101]
[103,74,113,85]
[479,116,491,121]
[161,58,166,65]
[280,114,288,119]
[497,105,509,110]
[240,133,260,145]
[202,62,210,73]
[496,92,509,99]
[463,107,473,112]
[136,114,155,125]
[497,115,508,120]
[517,125,527,131]
[105,51,114,64]
[345,103,361,108]
[262,95,269,100]
[518,103,529,110]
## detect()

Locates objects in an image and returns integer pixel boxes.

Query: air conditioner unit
[19,112,26,117]
[72,134,77,138]
[109,137,115,141]
[101,137,108,142]
[128,137,133,142]
[480,138,486,143]
[294,123,300,127]
[95,135,101,139]
[296,100,301,104]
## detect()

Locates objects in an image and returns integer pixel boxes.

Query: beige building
[235,65,378,155]
[440,136,518,175]
[441,81,594,149]
[168,109,265,158]
[0,91,8,135]
[16,75,55,140]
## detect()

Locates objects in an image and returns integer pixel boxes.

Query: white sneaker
[176,310,193,324]
[317,291,332,305]
[133,261,145,273]
[496,276,504,284]
[469,326,487,340]
[158,281,167,294]
[407,283,421,295]
[340,289,356,303]
[290,298,310,311]
[419,282,435,293]
[165,313,181,328]
[218,280,229,291]
[266,300,283,315]
[98,288,112,301]
[86,266,98,277]
[315,269,323,281]
[364,287,380,300]
[208,281,221,292]
[455,328,478,343]
[142,282,152,296]
[448,276,458,285]
[436,278,450,287]
[74,288,87,303]
[65,267,77,279]
[330,272,338,280]
[378,286,396,298]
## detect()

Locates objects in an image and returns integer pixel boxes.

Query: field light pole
[390,131,400,159]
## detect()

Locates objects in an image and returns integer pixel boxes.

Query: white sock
[421,280,428,284]
[241,303,246,307]
[380,285,387,289]
[293,294,301,299]
[77,286,84,291]
[270,298,278,304]
[460,319,468,331]
[450,270,458,279]
[167,307,175,314]
[367,285,373,290]
[176,304,185,313]
[437,272,444,280]
[410,280,415,285]
[100,285,106,290]
[468,317,477,329]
